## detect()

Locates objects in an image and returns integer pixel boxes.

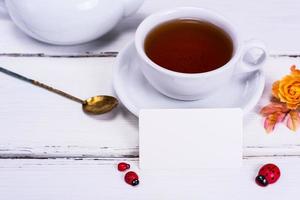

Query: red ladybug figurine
[124,171,139,186]
[117,162,130,172]
[255,163,280,187]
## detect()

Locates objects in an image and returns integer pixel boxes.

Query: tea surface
[144,19,233,73]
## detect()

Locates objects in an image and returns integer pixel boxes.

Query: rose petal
[287,103,299,110]
[277,112,287,122]
[260,103,289,116]
[290,65,300,76]
[272,81,280,99]
[286,111,300,132]
[264,112,286,133]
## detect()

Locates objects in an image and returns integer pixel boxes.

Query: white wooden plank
[0,157,298,200]
[244,56,300,156]
[0,0,299,54]
[0,57,138,158]
[1,56,300,158]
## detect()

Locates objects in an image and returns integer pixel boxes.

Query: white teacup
[0,0,144,45]
[135,7,267,100]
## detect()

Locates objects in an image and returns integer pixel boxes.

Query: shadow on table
[0,7,10,19]
[84,12,147,52]
[85,103,138,132]
[85,102,138,122]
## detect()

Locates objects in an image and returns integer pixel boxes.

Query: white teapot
[0,0,144,45]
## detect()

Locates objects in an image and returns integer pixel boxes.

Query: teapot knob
[121,0,144,17]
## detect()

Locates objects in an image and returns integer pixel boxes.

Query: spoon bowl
[83,96,119,115]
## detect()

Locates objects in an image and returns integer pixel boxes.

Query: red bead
[256,163,280,186]
[124,171,139,186]
[117,162,130,171]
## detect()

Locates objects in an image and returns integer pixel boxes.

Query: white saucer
[113,42,265,117]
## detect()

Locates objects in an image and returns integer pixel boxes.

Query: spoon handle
[0,66,85,104]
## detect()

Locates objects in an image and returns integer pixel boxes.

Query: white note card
[139,109,243,170]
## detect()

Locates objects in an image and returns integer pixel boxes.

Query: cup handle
[236,39,267,74]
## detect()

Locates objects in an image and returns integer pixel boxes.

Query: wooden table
[1,0,300,199]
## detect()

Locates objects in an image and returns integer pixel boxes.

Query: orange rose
[272,65,300,110]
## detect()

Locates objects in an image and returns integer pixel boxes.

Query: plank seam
[0,53,299,58]
[0,155,299,159]
[0,53,118,58]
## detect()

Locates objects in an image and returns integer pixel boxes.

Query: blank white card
[139,109,243,170]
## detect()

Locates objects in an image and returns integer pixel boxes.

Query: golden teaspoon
[0,67,118,115]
